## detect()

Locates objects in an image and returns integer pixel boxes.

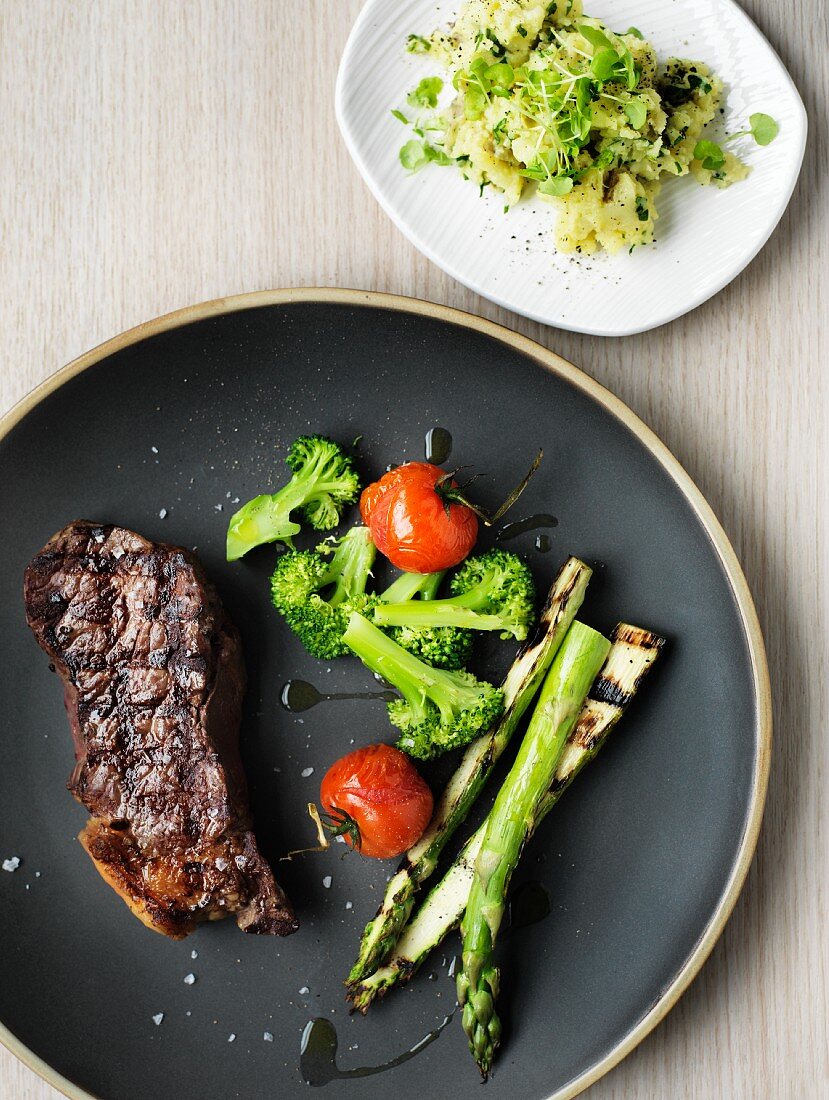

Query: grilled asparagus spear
[345,556,592,989]
[348,623,664,1012]
[458,621,611,1076]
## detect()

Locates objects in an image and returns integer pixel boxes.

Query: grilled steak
[24,521,297,939]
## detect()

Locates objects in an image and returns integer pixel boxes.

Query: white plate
[336,0,807,335]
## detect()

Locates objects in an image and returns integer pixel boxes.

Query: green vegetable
[694,113,778,171]
[623,97,647,129]
[342,611,504,760]
[344,557,592,989]
[538,175,574,196]
[579,25,638,89]
[347,622,665,1013]
[408,76,443,108]
[457,620,611,1076]
[373,549,536,640]
[380,570,473,671]
[693,138,725,171]
[749,112,778,145]
[406,34,431,53]
[635,195,649,221]
[391,108,409,124]
[226,436,360,561]
[270,528,377,659]
[625,26,644,39]
[399,139,453,172]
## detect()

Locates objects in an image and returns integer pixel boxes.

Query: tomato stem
[434,449,543,527]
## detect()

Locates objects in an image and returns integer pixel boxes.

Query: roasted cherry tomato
[319,743,433,859]
[360,462,478,573]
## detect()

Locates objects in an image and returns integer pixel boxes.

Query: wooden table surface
[1,2,826,1098]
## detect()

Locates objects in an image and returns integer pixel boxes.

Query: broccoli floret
[342,611,504,760]
[270,527,377,659]
[227,435,360,561]
[372,549,536,641]
[379,569,473,670]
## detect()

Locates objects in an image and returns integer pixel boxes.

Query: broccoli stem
[380,570,445,603]
[375,602,509,632]
[458,621,611,1076]
[373,563,527,635]
[226,493,302,562]
[321,528,376,606]
[342,611,479,723]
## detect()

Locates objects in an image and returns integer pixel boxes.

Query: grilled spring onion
[345,556,592,989]
[458,620,611,1077]
[347,623,664,1012]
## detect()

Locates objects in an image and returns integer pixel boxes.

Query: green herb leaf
[538,175,574,196]
[492,116,508,141]
[407,76,443,109]
[399,139,452,171]
[635,195,649,221]
[399,140,430,171]
[391,109,409,124]
[406,34,431,54]
[486,63,515,90]
[424,144,453,166]
[591,48,620,81]
[464,86,488,119]
[578,24,613,51]
[749,112,779,146]
[625,26,644,38]
[693,139,725,171]
[623,98,647,129]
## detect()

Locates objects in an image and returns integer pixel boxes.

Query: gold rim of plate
[0,288,772,1100]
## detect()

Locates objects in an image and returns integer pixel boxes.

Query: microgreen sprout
[399,139,453,172]
[578,23,639,89]
[408,76,443,108]
[391,108,409,124]
[693,112,778,169]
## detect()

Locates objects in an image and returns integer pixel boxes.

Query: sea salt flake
[263,1032,274,1042]
[183,973,196,985]
[228,1033,236,1042]
[322,876,332,889]
[301,767,314,778]
[298,986,309,995]
[152,1013,164,1026]
[158,508,168,519]
[191,949,198,959]
[2,857,20,872]
[151,446,158,454]
[345,901,353,910]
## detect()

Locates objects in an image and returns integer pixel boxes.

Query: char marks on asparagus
[24,521,297,939]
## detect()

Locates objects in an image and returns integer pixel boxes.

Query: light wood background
[1,2,826,1098]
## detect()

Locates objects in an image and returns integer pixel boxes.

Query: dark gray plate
[0,291,769,1100]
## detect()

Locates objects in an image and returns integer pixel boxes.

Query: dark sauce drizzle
[300,1013,454,1086]
[506,880,551,932]
[497,513,559,541]
[424,427,453,465]
[281,680,396,713]
[534,534,552,553]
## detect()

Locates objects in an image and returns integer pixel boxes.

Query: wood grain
[0,2,826,1098]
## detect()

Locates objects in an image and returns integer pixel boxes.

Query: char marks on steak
[24,521,297,939]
